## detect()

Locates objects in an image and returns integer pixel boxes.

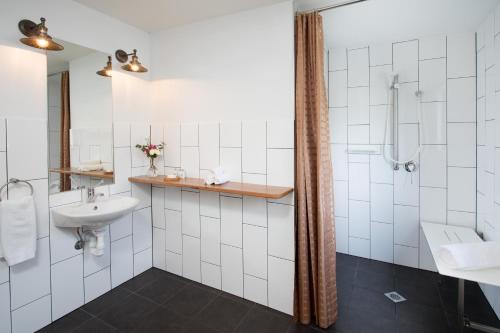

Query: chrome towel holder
[0,178,34,201]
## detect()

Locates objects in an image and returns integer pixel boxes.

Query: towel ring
[0,178,34,201]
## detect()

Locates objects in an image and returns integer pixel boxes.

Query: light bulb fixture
[18,17,63,51]
[115,49,148,73]
[96,56,113,77]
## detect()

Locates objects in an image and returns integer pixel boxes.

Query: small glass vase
[147,158,158,177]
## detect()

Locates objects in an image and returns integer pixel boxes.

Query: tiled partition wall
[150,120,296,315]
[329,32,477,270]
[476,5,500,316]
[0,119,154,333]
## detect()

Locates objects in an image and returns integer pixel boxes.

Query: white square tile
[242,121,266,173]
[220,121,241,147]
[334,180,348,217]
[267,149,294,187]
[51,255,84,320]
[348,87,369,124]
[268,256,294,315]
[0,261,8,284]
[348,47,369,87]
[348,146,370,163]
[370,154,393,184]
[134,248,152,275]
[183,235,201,282]
[394,168,419,206]
[181,122,199,146]
[165,209,182,253]
[348,237,370,258]
[329,48,347,71]
[8,118,47,180]
[419,228,437,271]
[420,187,446,224]
[181,146,200,178]
[201,262,221,289]
[477,50,486,99]
[243,224,267,279]
[84,267,111,303]
[199,122,220,170]
[243,196,267,227]
[221,196,243,248]
[164,122,181,167]
[267,119,294,149]
[332,144,348,181]
[110,212,132,242]
[335,217,348,254]
[348,200,370,239]
[165,187,181,211]
[371,222,393,263]
[151,124,164,150]
[394,205,419,247]
[50,208,83,262]
[370,106,390,144]
[110,236,133,287]
[370,65,392,105]
[84,227,110,277]
[419,34,446,60]
[330,108,348,143]
[447,77,476,122]
[348,163,369,201]
[201,216,221,265]
[420,145,447,187]
[0,282,10,333]
[447,33,476,78]
[347,125,369,144]
[393,40,418,83]
[329,70,348,107]
[394,245,419,268]
[421,102,446,144]
[181,190,200,238]
[398,82,419,123]
[370,184,393,223]
[153,227,166,269]
[165,251,182,276]
[244,275,267,306]
[268,203,294,261]
[10,237,50,310]
[110,147,132,195]
[11,294,51,333]
[152,187,165,229]
[220,147,242,182]
[221,244,243,297]
[419,58,446,102]
[132,208,152,253]
[113,122,130,147]
[448,210,476,228]
[242,173,266,185]
[130,123,150,167]
[448,123,476,167]
[200,191,220,218]
[369,43,392,66]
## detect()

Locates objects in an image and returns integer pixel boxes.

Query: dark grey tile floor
[38,254,499,333]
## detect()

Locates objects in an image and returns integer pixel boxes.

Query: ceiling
[74,0,287,32]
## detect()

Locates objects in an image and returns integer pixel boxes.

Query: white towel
[0,196,37,266]
[80,160,102,165]
[438,242,500,270]
[77,164,103,172]
[204,167,231,185]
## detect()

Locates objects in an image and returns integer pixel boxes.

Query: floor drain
[384,291,407,303]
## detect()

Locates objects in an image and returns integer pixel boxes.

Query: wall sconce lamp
[18,17,63,51]
[115,49,148,73]
[96,56,113,77]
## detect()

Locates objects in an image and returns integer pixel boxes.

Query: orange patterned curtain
[294,12,337,328]
[60,71,71,192]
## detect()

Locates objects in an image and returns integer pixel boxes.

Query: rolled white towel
[437,242,500,270]
[77,164,103,172]
[80,160,102,165]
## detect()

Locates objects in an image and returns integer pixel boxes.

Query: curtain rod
[296,0,369,14]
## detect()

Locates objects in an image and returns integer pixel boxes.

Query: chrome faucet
[86,187,104,203]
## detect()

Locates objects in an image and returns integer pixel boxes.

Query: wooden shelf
[50,168,114,180]
[128,176,294,199]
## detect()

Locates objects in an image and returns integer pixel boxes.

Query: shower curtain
[294,12,338,328]
[60,71,71,192]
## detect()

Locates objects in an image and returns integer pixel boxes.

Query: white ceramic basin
[52,196,140,228]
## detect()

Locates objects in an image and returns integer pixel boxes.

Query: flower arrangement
[136,138,165,176]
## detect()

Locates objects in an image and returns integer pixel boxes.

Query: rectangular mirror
[47,39,114,194]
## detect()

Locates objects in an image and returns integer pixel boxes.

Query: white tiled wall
[477,7,500,317]
[329,32,476,271]
[152,119,295,315]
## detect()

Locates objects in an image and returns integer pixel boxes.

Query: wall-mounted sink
[52,196,140,229]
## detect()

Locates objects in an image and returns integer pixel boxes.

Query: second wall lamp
[115,49,148,73]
